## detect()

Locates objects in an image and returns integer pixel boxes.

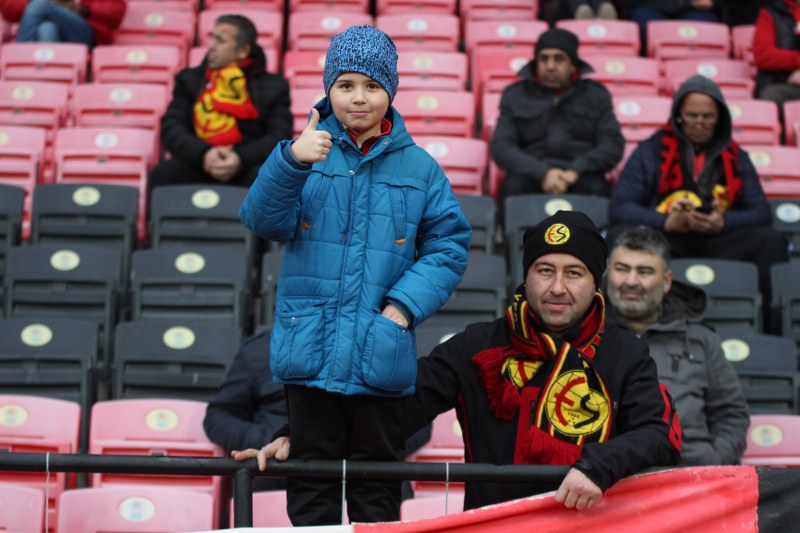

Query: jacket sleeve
[569,85,625,176]
[608,138,669,229]
[722,148,772,232]
[385,161,471,325]
[160,70,212,170]
[702,329,750,464]
[574,343,681,492]
[233,75,294,170]
[84,0,126,31]
[753,8,800,73]
[490,88,551,183]
[203,335,288,453]
[238,141,310,242]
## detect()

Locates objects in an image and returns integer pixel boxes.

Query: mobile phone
[695,204,713,214]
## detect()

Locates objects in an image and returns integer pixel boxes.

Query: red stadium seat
[0,42,88,85]
[0,125,46,237]
[54,127,155,238]
[743,414,800,467]
[607,142,637,183]
[481,90,501,142]
[376,13,460,52]
[472,51,529,102]
[662,59,754,99]
[114,5,196,63]
[414,135,487,194]
[0,81,68,145]
[287,11,374,51]
[613,95,672,143]
[784,101,800,146]
[401,493,465,521]
[647,20,731,61]
[290,88,327,136]
[91,44,183,91]
[464,19,547,81]
[204,0,283,11]
[127,0,199,11]
[58,486,214,533]
[198,9,284,53]
[727,99,781,146]
[0,395,80,531]
[397,51,468,91]
[290,0,370,13]
[393,90,475,137]
[283,50,328,89]
[375,0,455,16]
[88,399,224,521]
[237,491,293,527]
[746,145,800,198]
[460,0,537,22]
[556,19,640,57]
[188,45,280,73]
[0,483,44,533]
[410,408,465,495]
[583,55,660,96]
[487,160,504,199]
[731,24,756,65]
[71,83,167,142]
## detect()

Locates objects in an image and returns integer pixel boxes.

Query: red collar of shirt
[346,118,392,155]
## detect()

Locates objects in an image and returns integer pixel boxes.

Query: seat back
[613,95,672,143]
[726,99,781,146]
[376,0,455,16]
[414,323,459,359]
[556,19,640,57]
[204,0,283,12]
[745,145,800,199]
[91,45,182,90]
[0,482,44,533]
[0,394,80,529]
[57,486,215,532]
[283,50,328,90]
[455,193,496,254]
[770,262,800,348]
[71,82,168,134]
[290,88,327,136]
[259,248,284,328]
[411,409,465,495]
[464,19,547,59]
[743,414,800,466]
[414,135,487,194]
[129,247,250,328]
[396,51,468,92]
[393,90,475,138]
[114,5,196,62]
[0,183,24,299]
[460,0,537,22]
[244,490,293,527]
[583,55,660,96]
[731,24,755,65]
[287,12,374,51]
[663,58,754,99]
[400,493,465,521]
[671,258,762,333]
[472,51,529,102]
[504,194,609,289]
[646,20,731,61]
[784,101,800,146]
[0,42,88,85]
[376,13,460,52]
[113,320,239,401]
[0,81,69,147]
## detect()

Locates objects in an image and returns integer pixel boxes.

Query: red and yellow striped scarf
[193,61,258,146]
[472,287,611,465]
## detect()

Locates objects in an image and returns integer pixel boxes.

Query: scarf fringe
[520,426,582,465]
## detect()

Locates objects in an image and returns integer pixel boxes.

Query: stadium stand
[287,11,374,51]
[113,4,196,63]
[771,262,800,349]
[746,145,800,199]
[613,95,673,144]
[204,0,282,12]
[376,13,460,52]
[646,20,731,62]
[731,24,756,66]
[240,490,293,527]
[0,42,88,85]
[0,81,68,150]
[392,90,475,138]
[414,135,487,194]
[743,414,800,467]
[784,101,800,147]
[0,482,44,533]
[401,492,466,521]
[70,82,169,135]
[460,0,537,22]
[414,323,459,359]
[472,51,529,106]
[0,183,23,310]
[90,45,183,91]
[258,248,284,328]
[727,99,781,146]
[556,19,640,57]
[410,408,465,495]
[583,55,660,96]
[662,58,754,99]
[375,0,456,16]
[283,49,328,90]
[455,193,496,254]
[396,51,468,92]
[768,199,800,261]
[0,126,46,218]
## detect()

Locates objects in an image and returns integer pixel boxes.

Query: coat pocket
[270,301,326,380]
[361,314,417,392]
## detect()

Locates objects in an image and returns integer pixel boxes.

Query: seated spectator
[0,0,125,47]
[607,75,788,329]
[149,14,292,191]
[753,0,800,111]
[628,0,721,54]
[490,28,624,217]
[606,226,750,466]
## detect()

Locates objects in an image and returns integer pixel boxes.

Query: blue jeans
[16,0,93,46]
[630,6,719,54]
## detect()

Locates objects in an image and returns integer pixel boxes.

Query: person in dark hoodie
[148,14,293,190]
[490,28,624,213]
[606,226,749,466]
[608,75,788,321]
[234,211,682,513]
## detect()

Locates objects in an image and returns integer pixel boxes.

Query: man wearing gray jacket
[605,226,749,466]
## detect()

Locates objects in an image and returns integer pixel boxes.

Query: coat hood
[669,75,732,154]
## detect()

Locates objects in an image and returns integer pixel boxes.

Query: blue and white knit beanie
[323,25,399,102]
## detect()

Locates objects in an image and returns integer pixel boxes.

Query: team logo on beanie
[544,223,570,245]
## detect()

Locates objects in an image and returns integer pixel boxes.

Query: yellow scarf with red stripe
[193,62,258,146]
[473,286,611,465]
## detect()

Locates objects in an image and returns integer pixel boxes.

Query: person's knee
[23,0,52,16]
[759,84,792,106]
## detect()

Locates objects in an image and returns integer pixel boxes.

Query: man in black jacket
[490,28,624,212]
[149,14,292,190]
[235,211,682,512]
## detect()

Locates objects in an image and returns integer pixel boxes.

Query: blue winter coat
[239,98,471,397]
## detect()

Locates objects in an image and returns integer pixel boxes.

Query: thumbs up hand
[291,108,333,164]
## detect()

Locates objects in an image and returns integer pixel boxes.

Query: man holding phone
[607,75,787,327]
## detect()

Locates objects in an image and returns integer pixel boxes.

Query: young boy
[238,26,471,525]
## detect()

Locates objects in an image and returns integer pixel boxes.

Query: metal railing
[0,452,572,527]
